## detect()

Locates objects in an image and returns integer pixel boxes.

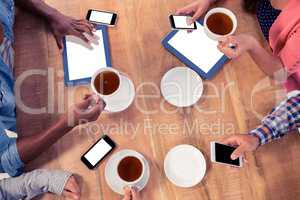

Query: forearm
[248,39,285,78]
[0,169,71,200]
[15,0,61,21]
[16,116,74,164]
[250,92,300,145]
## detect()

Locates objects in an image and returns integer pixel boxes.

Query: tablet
[63,25,111,86]
[162,20,228,79]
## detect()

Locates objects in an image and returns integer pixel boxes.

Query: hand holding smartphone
[169,15,197,30]
[210,141,243,167]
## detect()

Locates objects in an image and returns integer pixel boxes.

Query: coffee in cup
[91,68,121,97]
[117,156,144,182]
[204,8,237,41]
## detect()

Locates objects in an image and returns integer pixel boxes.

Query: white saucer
[164,144,206,188]
[103,75,135,113]
[161,67,203,107]
[105,150,150,195]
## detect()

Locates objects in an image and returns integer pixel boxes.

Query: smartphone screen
[81,135,116,169]
[87,10,117,25]
[215,143,240,166]
[170,15,196,29]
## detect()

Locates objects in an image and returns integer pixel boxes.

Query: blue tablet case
[63,25,111,86]
[162,21,228,80]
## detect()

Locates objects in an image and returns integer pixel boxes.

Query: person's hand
[123,187,142,200]
[222,134,260,160]
[49,13,95,49]
[67,94,106,126]
[176,0,212,24]
[217,34,257,59]
[63,176,81,200]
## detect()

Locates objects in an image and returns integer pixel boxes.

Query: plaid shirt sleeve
[249,92,300,145]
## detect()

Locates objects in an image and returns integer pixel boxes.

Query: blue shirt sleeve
[0,130,24,177]
[0,0,23,177]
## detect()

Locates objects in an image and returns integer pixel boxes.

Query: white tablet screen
[65,29,108,81]
[168,21,224,73]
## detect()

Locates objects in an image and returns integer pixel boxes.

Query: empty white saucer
[103,75,135,113]
[104,150,150,195]
[161,67,203,107]
[164,144,206,188]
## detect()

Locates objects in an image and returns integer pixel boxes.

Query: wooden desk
[13,0,300,199]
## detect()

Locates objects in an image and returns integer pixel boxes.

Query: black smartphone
[86,9,117,26]
[169,15,197,30]
[210,142,243,167]
[81,135,116,169]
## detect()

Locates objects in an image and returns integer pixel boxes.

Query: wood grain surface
[13,0,300,200]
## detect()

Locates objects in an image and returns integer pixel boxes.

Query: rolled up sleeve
[249,92,300,145]
[0,138,23,177]
[0,128,23,176]
[0,169,72,200]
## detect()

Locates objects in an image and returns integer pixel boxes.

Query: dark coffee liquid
[118,156,143,182]
[94,71,120,95]
[207,13,233,35]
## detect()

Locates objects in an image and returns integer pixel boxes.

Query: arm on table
[14,0,94,49]
[217,34,286,81]
[14,0,60,21]
[17,95,105,164]
[250,92,300,144]
[248,37,286,79]
[223,92,300,159]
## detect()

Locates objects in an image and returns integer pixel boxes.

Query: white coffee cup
[204,7,237,41]
[115,151,147,188]
[105,149,150,194]
[91,67,122,99]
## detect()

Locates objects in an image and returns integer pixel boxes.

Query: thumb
[190,8,203,24]
[122,187,132,200]
[76,97,93,110]
[63,190,80,200]
[131,187,141,199]
[231,145,246,160]
[54,34,64,50]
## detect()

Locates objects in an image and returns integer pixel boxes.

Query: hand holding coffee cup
[217,34,257,59]
[91,67,136,113]
[68,94,106,125]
